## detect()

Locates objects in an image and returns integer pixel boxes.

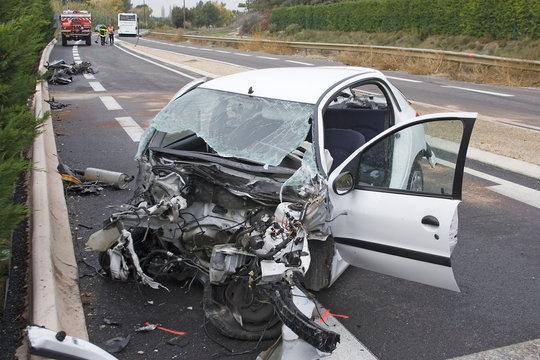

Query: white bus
[117,13,138,36]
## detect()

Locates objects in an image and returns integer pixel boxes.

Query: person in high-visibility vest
[107,24,114,45]
[99,25,107,45]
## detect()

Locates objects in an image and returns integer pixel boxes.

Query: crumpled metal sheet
[46,59,95,85]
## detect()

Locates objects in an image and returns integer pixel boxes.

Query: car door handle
[421,215,440,227]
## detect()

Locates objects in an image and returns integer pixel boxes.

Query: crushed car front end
[87,81,341,354]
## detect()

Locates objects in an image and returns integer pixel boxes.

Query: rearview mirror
[333,172,354,195]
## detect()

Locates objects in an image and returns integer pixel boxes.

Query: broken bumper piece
[264,283,340,354]
[26,325,118,360]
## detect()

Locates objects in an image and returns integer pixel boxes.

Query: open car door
[327,113,476,291]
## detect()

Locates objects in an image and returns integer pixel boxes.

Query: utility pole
[143,0,146,28]
[183,0,186,29]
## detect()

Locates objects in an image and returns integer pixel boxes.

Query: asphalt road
[47,37,540,360]
[127,35,540,129]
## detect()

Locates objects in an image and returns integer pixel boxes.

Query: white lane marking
[315,303,377,360]
[115,116,144,142]
[99,96,123,110]
[115,42,198,80]
[449,338,540,360]
[89,81,106,92]
[441,85,514,97]
[115,40,253,78]
[428,135,540,182]
[234,53,251,57]
[285,60,314,66]
[83,74,95,80]
[386,76,422,83]
[215,50,230,54]
[438,158,540,209]
[464,166,540,209]
[257,56,279,60]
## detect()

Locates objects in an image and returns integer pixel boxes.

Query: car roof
[198,66,385,104]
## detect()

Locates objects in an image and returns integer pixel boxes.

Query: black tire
[61,35,67,46]
[86,35,91,46]
[203,281,281,340]
[407,160,424,192]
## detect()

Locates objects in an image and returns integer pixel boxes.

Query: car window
[355,119,465,197]
[322,81,393,172]
[139,88,314,167]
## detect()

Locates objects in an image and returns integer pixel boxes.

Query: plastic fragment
[135,324,159,333]
[97,334,131,354]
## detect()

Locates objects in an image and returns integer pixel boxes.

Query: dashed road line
[89,81,106,92]
[99,96,122,110]
[285,60,314,66]
[257,55,279,60]
[386,76,422,83]
[233,52,251,57]
[83,73,95,80]
[115,116,144,141]
[441,85,514,97]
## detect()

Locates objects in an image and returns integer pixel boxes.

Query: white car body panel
[199,66,383,104]
[328,113,477,291]
[330,189,461,291]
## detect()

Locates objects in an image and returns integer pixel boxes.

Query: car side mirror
[333,172,354,195]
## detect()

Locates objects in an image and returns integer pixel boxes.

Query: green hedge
[269,0,540,39]
[0,0,54,240]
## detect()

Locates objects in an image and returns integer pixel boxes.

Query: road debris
[166,336,189,347]
[26,325,118,359]
[145,322,185,336]
[103,318,122,326]
[46,59,95,85]
[319,309,349,323]
[135,323,159,333]
[58,162,134,193]
[46,97,69,110]
[83,168,134,189]
[97,334,131,354]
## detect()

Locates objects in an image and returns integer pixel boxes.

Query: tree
[171,6,194,28]
[122,0,132,12]
[134,4,152,27]
[192,1,234,27]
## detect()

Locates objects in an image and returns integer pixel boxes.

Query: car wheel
[407,160,424,192]
[203,281,281,340]
[61,35,67,46]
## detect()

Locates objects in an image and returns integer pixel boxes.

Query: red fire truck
[60,10,92,46]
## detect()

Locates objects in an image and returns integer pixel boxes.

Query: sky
[131,0,243,17]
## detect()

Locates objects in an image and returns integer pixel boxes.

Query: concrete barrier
[30,38,88,340]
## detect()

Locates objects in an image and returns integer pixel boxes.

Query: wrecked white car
[88,66,476,356]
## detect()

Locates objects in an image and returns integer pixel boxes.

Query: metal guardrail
[150,32,540,72]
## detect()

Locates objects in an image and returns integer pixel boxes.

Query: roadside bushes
[0,0,54,241]
[269,0,540,40]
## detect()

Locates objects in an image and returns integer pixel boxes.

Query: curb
[30,38,88,340]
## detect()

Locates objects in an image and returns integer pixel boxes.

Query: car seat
[324,128,366,172]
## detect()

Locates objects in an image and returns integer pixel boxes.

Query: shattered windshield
[138,88,314,167]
